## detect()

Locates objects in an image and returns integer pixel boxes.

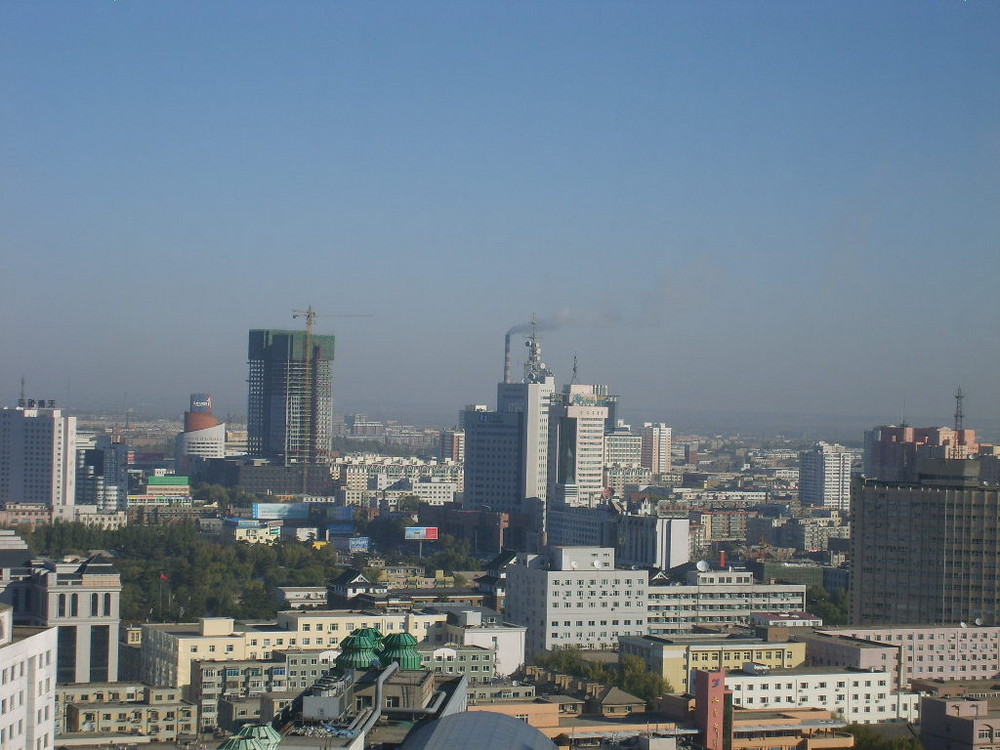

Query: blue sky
[2,1,998,432]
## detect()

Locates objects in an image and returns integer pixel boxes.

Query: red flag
[160,573,169,581]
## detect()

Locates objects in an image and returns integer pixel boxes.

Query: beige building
[63,684,196,742]
[619,633,805,692]
[141,610,450,690]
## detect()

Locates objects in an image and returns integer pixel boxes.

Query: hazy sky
[2,1,998,433]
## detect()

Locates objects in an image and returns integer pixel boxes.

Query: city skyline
[2,2,999,433]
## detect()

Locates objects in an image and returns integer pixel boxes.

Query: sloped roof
[401,711,556,750]
[595,685,644,706]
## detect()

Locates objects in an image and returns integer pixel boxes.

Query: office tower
[0,402,76,510]
[175,393,226,474]
[465,328,555,524]
[547,384,609,508]
[247,328,335,464]
[640,422,672,474]
[76,433,129,511]
[798,442,853,511]
[851,459,1000,625]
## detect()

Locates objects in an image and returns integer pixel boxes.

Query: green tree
[807,585,848,626]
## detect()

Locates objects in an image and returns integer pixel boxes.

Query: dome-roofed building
[335,628,384,671]
[233,723,281,750]
[381,632,423,670]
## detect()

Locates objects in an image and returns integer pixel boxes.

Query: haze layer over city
[3,2,999,437]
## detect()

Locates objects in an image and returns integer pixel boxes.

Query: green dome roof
[234,724,281,750]
[380,631,423,670]
[335,627,385,671]
[216,737,270,750]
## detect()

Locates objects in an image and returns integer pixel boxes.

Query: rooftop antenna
[18,376,25,407]
[570,353,579,385]
[954,386,965,432]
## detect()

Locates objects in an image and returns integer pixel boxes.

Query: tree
[807,585,848,626]
[397,495,422,512]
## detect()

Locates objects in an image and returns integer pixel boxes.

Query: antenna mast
[954,386,965,432]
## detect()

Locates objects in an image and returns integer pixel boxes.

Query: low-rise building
[647,568,806,636]
[418,644,496,684]
[818,624,1000,687]
[724,664,919,724]
[619,633,806,692]
[921,695,1000,750]
[61,684,196,743]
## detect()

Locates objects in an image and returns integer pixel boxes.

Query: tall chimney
[503,332,512,383]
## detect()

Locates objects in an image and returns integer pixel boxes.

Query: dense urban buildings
[247,327,335,464]
[851,458,1000,626]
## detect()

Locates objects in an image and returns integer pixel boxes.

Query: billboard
[254,503,311,520]
[405,526,439,541]
[349,537,370,553]
[328,506,355,521]
[326,523,355,536]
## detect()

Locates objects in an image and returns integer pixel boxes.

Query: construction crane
[291,306,372,492]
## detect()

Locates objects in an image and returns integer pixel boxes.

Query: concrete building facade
[851,464,1000,626]
[504,547,647,658]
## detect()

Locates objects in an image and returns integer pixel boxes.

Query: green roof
[147,476,190,485]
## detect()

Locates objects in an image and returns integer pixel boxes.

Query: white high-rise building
[0,404,76,511]
[548,384,609,508]
[799,442,854,511]
[464,327,555,539]
[0,603,57,750]
[640,422,672,475]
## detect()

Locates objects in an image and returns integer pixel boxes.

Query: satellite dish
[960,622,968,628]
[570,561,577,570]
[975,618,984,626]
[696,560,710,572]
[593,560,602,568]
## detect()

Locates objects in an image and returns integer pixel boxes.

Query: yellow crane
[291,306,372,492]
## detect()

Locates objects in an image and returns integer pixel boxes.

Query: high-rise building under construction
[247,329,335,465]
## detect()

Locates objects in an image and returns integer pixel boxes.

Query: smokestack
[503,333,512,383]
